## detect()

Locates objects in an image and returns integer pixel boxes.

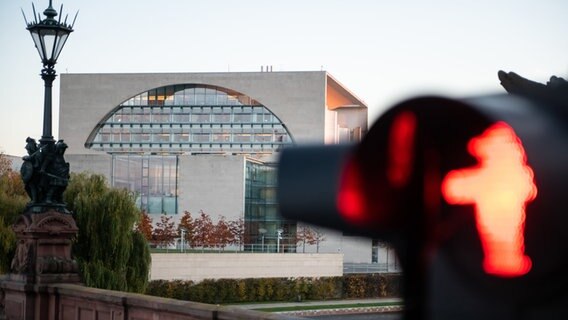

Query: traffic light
[277,91,568,319]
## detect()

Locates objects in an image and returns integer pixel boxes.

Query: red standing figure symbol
[442,122,537,277]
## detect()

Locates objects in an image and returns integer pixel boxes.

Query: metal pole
[386,246,389,272]
[40,70,56,144]
[181,229,185,253]
[276,229,283,253]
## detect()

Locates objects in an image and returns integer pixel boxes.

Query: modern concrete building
[59,71,390,264]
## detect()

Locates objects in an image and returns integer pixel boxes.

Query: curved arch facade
[86,84,293,154]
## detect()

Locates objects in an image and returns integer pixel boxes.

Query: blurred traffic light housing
[278,92,568,319]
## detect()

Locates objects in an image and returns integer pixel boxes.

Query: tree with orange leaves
[135,211,153,242]
[212,215,233,249]
[178,211,196,248]
[193,211,214,248]
[153,214,177,248]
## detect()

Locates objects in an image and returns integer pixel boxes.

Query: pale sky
[1,0,567,156]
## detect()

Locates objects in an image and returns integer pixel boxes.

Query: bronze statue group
[21,138,70,207]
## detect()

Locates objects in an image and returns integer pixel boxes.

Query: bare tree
[296,225,316,253]
[312,228,326,253]
[297,225,326,253]
[229,217,244,250]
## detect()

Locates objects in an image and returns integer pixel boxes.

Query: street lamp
[258,228,267,252]
[24,0,77,144]
[21,0,77,209]
[180,228,188,253]
[276,229,283,253]
[2,0,81,299]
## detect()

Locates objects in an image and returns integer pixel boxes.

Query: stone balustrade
[0,281,302,320]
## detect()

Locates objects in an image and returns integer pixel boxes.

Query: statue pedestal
[0,209,80,320]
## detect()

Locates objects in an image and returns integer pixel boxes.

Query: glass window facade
[244,161,296,252]
[112,155,178,214]
[89,84,294,218]
[86,84,293,154]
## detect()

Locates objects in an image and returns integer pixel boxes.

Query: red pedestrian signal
[277,91,568,319]
[441,122,537,277]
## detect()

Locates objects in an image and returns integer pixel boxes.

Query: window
[244,161,295,252]
[87,84,293,154]
[112,155,178,214]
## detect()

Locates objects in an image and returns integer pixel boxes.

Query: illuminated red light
[442,122,537,277]
[388,111,417,188]
[338,111,417,225]
[337,158,367,224]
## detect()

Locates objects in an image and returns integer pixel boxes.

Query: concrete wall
[66,153,112,179]
[296,227,373,264]
[323,107,367,144]
[335,107,368,136]
[59,71,328,156]
[150,253,343,282]
[177,154,245,222]
[341,237,374,264]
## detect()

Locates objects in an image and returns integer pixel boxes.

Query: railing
[244,244,298,253]
[153,243,301,253]
[343,263,401,274]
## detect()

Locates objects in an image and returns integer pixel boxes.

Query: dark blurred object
[498,70,568,106]
[279,82,568,319]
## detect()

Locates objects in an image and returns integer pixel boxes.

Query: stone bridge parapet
[0,281,301,320]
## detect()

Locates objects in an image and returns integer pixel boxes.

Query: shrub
[145,273,402,304]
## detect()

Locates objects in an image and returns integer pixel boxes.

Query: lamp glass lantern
[28,24,71,68]
[23,0,77,142]
[24,0,76,69]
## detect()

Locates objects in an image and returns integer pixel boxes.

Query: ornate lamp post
[25,0,75,144]
[0,3,79,319]
[20,0,77,211]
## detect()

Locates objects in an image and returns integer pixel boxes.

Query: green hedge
[145,274,402,304]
